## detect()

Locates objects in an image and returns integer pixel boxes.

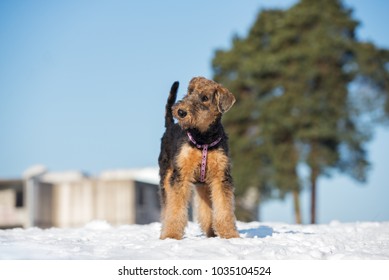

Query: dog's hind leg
[195,185,216,237]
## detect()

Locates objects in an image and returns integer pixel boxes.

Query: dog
[158,76,239,240]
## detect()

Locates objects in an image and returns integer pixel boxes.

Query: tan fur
[195,184,216,237]
[207,150,239,238]
[159,77,239,240]
[160,168,192,240]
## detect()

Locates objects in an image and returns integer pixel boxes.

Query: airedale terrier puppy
[158,76,239,240]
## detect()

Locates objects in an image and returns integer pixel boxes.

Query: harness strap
[187,132,222,183]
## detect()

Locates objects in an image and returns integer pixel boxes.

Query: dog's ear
[215,86,236,113]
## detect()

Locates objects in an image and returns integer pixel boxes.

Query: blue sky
[1,0,388,223]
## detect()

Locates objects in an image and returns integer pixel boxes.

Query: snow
[99,167,159,185]
[21,165,160,185]
[41,171,87,183]
[22,165,47,179]
[1,220,388,260]
[22,165,86,183]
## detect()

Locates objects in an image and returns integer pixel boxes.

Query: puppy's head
[172,77,235,132]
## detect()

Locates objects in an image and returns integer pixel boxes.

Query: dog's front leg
[160,178,192,240]
[210,177,240,239]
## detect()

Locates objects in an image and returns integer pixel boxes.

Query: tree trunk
[310,168,318,224]
[236,187,260,222]
[292,189,302,224]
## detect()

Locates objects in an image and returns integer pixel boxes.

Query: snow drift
[0,220,388,260]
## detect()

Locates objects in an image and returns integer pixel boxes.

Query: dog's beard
[176,118,194,130]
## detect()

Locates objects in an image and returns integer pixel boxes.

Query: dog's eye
[201,95,209,102]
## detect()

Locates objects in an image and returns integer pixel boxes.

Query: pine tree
[212,0,389,223]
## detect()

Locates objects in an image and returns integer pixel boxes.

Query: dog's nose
[177,109,187,118]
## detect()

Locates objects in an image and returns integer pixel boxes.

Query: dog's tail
[165,81,179,128]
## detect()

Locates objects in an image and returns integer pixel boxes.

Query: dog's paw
[217,230,240,239]
[160,231,183,240]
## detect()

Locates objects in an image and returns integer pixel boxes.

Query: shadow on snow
[239,225,273,238]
